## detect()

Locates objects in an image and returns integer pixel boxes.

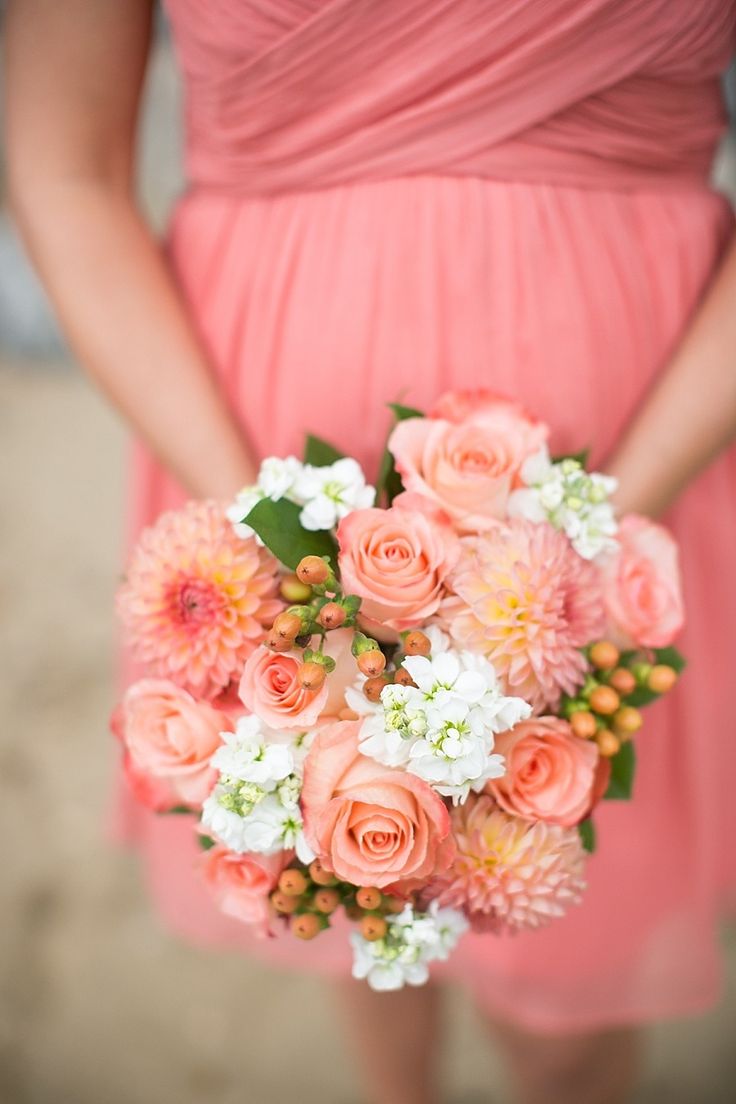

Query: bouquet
[113,391,684,990]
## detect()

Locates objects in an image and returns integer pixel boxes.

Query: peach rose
[238,627,356,728]
[336,497,460,632]
[487,717,606,827]
[599,515,684,648]
[389,392,548,532]
[201,844,287,937]
[112,679,226,810]
[301,720,455,890]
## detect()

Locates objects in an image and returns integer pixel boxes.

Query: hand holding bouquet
[113,391,684,989]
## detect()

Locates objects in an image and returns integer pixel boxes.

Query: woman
[5,2,736,1102]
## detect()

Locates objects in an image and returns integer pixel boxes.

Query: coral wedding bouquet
[113,391,685,990]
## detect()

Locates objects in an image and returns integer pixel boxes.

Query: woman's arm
[4,0,256,500]
[605,236,736,517]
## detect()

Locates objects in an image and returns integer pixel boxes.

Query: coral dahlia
[117,500,282,700]
[428,794,586,933]
[441,519,604,712]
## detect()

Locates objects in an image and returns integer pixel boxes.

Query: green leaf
[653,645,687,674]
[603,741,636,800]
[244,497,338,572]
[304,434,345,467]
[624,685,659,708]
[551,448,590,468]
[376,402,425,505]
[387,402,424,422]
[198,834,216,851]
[578,819,596,853]
[166,805,194,816]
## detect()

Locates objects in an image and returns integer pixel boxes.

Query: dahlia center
[173,576,224,627]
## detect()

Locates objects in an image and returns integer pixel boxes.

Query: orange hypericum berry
[357,650,387,678]
[360,915,388,942]
[647,665,678,694]
[613,706,643,736]
[291,913,323,940]
[296,556,330,586]
[298,661,327,691]
[279,868,309,897]
[265,631,294,653]
[273,610,304,640]
[280,572,313,604]
[570,710,598,740]
[404,631,431,657]
[588,685,620,716]
[364,676,389,703]
[318,602,347,630]
[313,888,341,914]
[383,895,406,914]
[596,729,621,758]
[589,641,620,670]
[355,886,382,911]
[271,890,300,915]
[308,859,337,887]
[609,667,637,696]
[393,666,416,688]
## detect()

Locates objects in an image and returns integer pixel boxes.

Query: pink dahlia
[441,519,604,712]
[117,501,283,700]
[428,794,586,933]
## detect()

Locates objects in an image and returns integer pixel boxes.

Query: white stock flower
[507,446,618,560]
[358,647,531,804]
[211,715,294,787]
[294,457,376,531]
[350,902,468,991]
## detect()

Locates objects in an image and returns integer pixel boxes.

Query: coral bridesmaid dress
[121,0,736,1032]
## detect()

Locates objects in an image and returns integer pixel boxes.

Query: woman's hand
[603,236,736,518]
[4,0,257,501]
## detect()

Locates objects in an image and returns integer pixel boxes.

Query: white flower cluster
[227,455,375,535]
[507,446,618,560]
[350,901,468,991]
[201,716,316,863]
[359,647,531,804]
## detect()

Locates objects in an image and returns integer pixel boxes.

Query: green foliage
[578,819,596,853]
[551,448,590,468]
[376,401,424,505]
[244,497,338,572]
[603,741,636,800]
[304,434,345,467]
[167,805,194,815]
[653,645,686,674]
[198,834,216,851]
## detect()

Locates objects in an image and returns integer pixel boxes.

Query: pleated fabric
[120,0,736,1031]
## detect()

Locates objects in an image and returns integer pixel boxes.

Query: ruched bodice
[164,0,735,194]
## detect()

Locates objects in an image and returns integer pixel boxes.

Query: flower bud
[314,888,341,915]
[588,685,620,716]
[280,572,313,604]
[364,676,389,703]
[569,710,597,740]
[271,890,300,914]
[279,868,308,897]
[357,650,387,678]
[309,859,337,887]
[273,610,305,641]
[360,915,388,942]
[647,665,678,694]
[296,556,330,586]
[291,913,323,940]
[403,631,431,657]
[589,641,620,670]
[595,729,621,758]
[613,706,643,736]
[318,602,347,630]
[355,886,382,911]
[609,667,637,696]
[298,661,327,691]
[393,666,416,688]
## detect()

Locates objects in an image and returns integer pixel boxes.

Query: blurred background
[2,8,736,1104]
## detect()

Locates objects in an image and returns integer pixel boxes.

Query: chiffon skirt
[120,173,736,1032]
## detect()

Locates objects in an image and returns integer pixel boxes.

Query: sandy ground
[1,358,735,1104]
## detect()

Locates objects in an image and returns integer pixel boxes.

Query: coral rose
[487,717,608,827]
[112,678,227,810]
[336,497,459,632]
[201,845,287,937]
[599,514,684,649]
[239,628,355,728]
[301,720,455,890]
[389,392,548,532]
